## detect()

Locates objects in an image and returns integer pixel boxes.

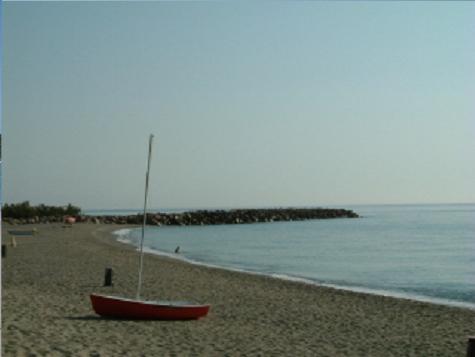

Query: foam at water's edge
[111,229,475,311]
[113,228,134,244]
[269,274,475,310]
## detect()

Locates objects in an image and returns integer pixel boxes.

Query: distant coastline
[4,207,358,226]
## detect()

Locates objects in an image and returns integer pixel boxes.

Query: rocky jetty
[3,208,358,226]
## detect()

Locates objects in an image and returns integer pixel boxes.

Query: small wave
[113,228,135,244]
[124,241,272,277]
[270,273,475,310]
[113,228,132,236]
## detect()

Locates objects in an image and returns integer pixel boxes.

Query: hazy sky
[3,2,475,210]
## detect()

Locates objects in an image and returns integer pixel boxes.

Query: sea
[85,204,475,310]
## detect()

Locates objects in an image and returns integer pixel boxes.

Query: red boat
[90,294,210,320]
[91,136,210,321]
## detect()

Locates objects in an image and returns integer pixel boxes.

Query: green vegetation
[2,201,81,219]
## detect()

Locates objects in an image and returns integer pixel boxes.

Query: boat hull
[90,294,210,320]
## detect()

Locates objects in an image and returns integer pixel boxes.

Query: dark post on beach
[2,244,6,258]
[104,268,113,286]
[468,336,475,357]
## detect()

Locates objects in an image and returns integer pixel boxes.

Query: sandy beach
[2,223,474,356]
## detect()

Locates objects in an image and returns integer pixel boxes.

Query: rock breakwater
[3,208,358,226]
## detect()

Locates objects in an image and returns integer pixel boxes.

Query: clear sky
[3,2,475,210]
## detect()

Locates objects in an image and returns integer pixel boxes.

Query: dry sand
[2,223,474,356]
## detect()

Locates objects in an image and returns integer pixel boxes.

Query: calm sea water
[110,204,475,309]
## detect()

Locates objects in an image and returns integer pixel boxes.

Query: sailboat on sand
[90,134,210,320]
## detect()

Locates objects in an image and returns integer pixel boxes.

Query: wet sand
[2,223,474,356]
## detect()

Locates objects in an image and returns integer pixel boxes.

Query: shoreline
[112,226,475,312]
[2,223,474,356]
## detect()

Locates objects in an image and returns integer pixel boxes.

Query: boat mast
[137,134,154,300]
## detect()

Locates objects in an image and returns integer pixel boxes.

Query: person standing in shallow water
[175,246,180,254]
